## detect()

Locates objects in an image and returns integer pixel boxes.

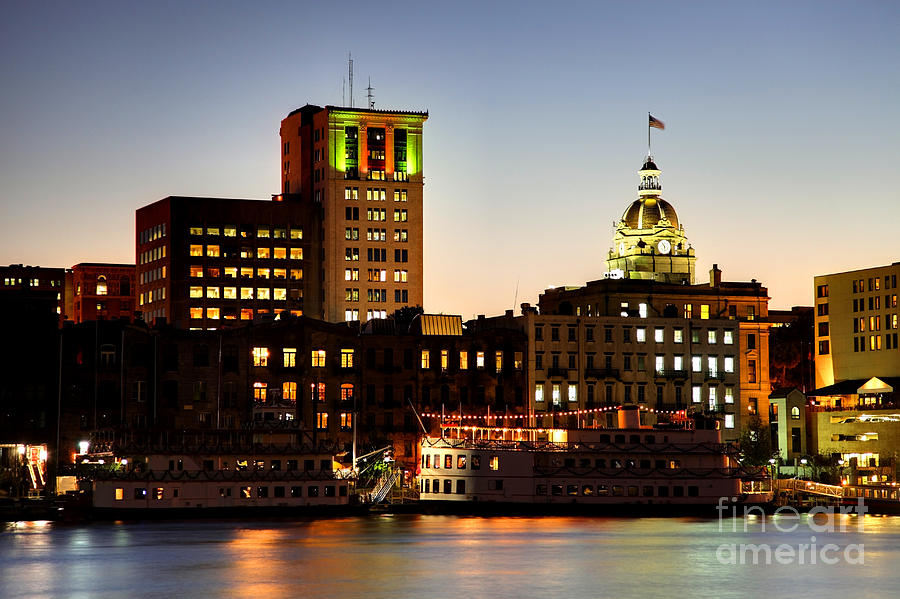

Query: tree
[769,310,814,391]
[736,415,774,467]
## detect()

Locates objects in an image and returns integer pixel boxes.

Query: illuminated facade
[0,264,66,323]
[67,263,135,323]
[134,196,320,329]
[813,262,900,390]
[280,105,428,323]
[605,158,696,284]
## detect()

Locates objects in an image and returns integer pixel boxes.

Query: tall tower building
[280,105,428,323]
[606,157,696,284]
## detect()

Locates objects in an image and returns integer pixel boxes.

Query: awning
[857,377,894,395]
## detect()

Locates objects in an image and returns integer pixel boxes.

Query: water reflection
[1,515,899,598]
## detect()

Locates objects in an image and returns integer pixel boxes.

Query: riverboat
[418,408,771,511]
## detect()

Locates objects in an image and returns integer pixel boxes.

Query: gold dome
[621,197,679,230]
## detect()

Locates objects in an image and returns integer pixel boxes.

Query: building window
[552,384,561,406]
[421,350,430,369]
[476,351,485,369]
[747,359,757,383]
[725,386,734,404]
[283,382,297,401]
[283,348,296,368]
[724,356,734,373]
[708,330,717,344]
[441,350,449,371]
[535,384,544,403]
[495,351,503,372]
[340,349,354,368]
[253,382,267,402]
[724,414,735,429]
[252,347,269,367]
[459,351,468,370]
[311,382,326,402]
[316,412,328,430]
[692,385,701,403]
[636,328,646,343]
[311,350,326,367]
[816,284,828,298]
[568,385,577,403]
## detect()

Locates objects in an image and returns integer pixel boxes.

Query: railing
[371,468,402,504]
[656,370,688,379]
[776,478,844,498]
[547,367,569,377]
[585,368,619,379]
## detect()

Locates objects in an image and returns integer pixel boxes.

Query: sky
[1,1,898,318]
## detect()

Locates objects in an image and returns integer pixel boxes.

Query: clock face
[657,240,671,255]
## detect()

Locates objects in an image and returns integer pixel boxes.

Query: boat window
[445,455,453,469]
[444,480,452,494]
[627,486,639,497]
[536,484,548,495]
[582,485,594,496]
[489,456,499,471]
[325,486,335,497]
[433,455,440,469]
[471,455,481,470]
[457,456,467,469]
[433,479,440,492]
[611,486,624,496]
[424,479,431,493]
[308,486,319,497]
[567,485,578,496]
[291,486,302,498]
[456,480,466,494]
[551,485,564,496]
[597,485,609,496]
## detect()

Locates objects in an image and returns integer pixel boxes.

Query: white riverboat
[418,409,771,510]
[90,449,353,514]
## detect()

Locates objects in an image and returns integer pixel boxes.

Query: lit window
[552,384,561,406]
[568,385,577,403]
[190,307,203,319]
[224,226,236,237]
[273,288,287,301]
[340,384,354,402]
[340,413,353,430]
[273,247,287,259]
[190,227,203,235]
[692,356,701,372]
[708,330,717,344]
[674,328,683,343]
[253,382,267,402]
[190,245,203,257]
[723,330,734,345]
[273,268,286,279]
[241,308,253,320]
[241,287,253,300]
[290,248,303,260]
[692,385,701,403]
[317,412,328,430]
[206,287,219,299]
[700,305,710,320]
[206,245,220,257]
[655,355,665,374]
[489,456,499,471]
[514,352,523,369]
[495,351,503,372]
[257,288,270,300]
[252,347,269,367]
[724,414,735,429]
[190,286,202,298]
[421,350,430,369]
[257,248,270,259]
[206,307,220,320]
[290,228,302,239]
[441,349,449,371]
[535,384,544,402]
[636,328,646,342]
[654,328,664,343]
[725,386,734,404]
[283,381,297,401]
[639,303,648,318]
[312,350,326,368]
[223,287,236,299]
[476,351,485,369]
[257,268,270,279]
[257,227,270,238]
[311,382,326,402]
[341,349,354,368]
[459,351,468,370]
[114,488,124,501]
[707,356,717,376]
[283,348,296,367]
[724,357,734,373]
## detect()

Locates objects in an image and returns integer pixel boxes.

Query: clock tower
[605,156,696,284]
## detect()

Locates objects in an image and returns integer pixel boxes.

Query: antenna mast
[366,77,375,109]
[348,53,354,107]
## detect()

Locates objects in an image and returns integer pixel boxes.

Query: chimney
[709,264,722,288]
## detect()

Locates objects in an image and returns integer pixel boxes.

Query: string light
[419,406,688,420]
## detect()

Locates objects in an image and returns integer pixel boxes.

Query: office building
[67,263,136,323]
[280,105,428,323]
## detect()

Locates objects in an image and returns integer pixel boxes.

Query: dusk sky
[2,1,898,318]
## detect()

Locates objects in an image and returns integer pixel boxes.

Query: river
[2,513,899,598]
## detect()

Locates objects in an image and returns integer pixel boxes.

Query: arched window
[96,275,107,296]
[120,276,130,297]
[791,406,801,420]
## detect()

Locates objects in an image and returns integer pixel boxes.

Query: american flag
[649,114,665,130]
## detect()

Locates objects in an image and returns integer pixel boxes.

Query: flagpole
[647,112,651,156]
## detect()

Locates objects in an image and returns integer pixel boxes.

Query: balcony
[705,371,726,381]
[585,368,620,379]
[656,369,688,379]
[547,367,569,378]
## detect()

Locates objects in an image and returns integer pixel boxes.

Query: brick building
[66,263,135,323]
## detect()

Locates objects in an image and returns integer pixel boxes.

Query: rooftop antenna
[348,52,354,107]
[366,77,375,109]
